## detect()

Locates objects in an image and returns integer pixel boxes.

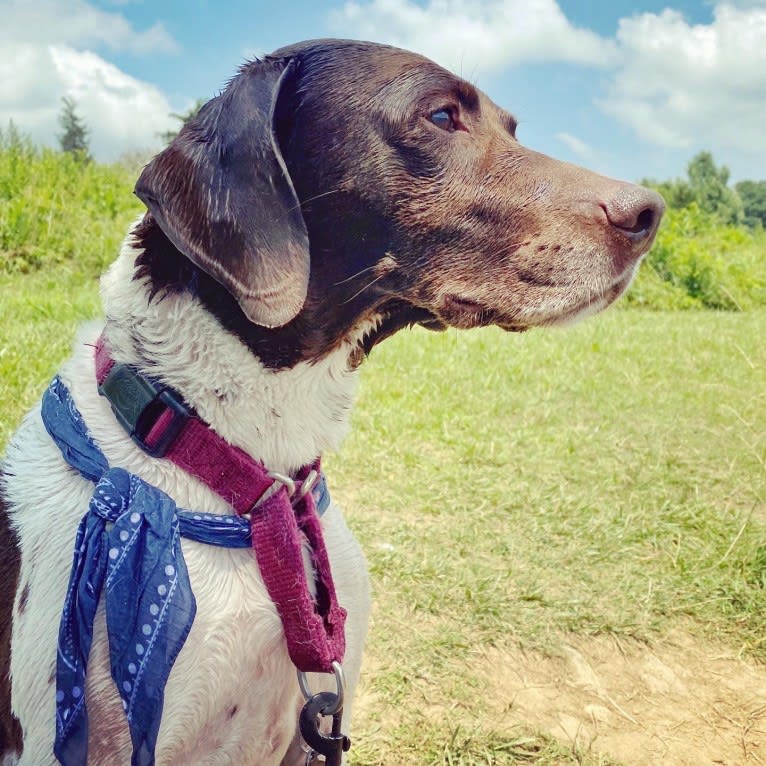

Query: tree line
[643,152,765,230]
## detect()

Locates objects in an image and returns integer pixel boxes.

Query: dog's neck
[99,234,369,476]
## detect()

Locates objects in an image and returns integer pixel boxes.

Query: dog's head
[135,39,663,366]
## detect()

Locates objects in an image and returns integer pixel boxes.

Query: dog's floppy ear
[135,58,309,328]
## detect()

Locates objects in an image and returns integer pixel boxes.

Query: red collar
[94,333,289,514]
[93,333,346,674]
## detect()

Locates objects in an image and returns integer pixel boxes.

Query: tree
[159,98,207,145]
[644,151,744,226]
[685,151,743,225]
[57,96,91,162]
[645,177,696,210]
[734,180,766,229]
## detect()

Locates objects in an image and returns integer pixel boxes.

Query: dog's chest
[87,543,302,763]
[5,326,365,764]
[6,415,302,763]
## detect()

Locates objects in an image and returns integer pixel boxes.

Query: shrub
[626,204,766,310]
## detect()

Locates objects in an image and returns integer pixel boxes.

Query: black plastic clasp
[299,691,350,766]
[98,363,191,458]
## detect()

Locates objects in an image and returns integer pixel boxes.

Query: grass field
[2,256,765,762]
[326,310,766,764]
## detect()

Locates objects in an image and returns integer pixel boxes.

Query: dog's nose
[603,185,665,246]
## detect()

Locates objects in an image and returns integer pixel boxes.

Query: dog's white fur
[4,232,371,764]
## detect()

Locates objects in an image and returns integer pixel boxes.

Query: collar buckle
[98,362,191,458]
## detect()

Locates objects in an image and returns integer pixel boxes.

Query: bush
[626,204,766,310]
[0,125,141,277]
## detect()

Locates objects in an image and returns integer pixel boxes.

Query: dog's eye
[430,108,456,132]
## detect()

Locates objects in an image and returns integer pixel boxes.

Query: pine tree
[57,96,91,162]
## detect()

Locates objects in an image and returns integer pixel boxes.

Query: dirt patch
[472,630,766,765]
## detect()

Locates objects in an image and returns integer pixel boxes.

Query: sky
[1,0,765,184]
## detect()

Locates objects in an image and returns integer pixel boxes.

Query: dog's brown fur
[135,40,662,369]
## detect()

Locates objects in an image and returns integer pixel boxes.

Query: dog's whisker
[289,187,342,212]
[341,273,388,304]
[333,264,380,287]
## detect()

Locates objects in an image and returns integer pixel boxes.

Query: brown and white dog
[0,39,663,765]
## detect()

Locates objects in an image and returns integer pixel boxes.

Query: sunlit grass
[325,310,766,764]
[2,136,765,762]
[3,260,765,764]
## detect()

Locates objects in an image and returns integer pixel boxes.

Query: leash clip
[297,661,345,711]
[298,662,349,766]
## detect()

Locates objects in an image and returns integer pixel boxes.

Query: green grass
[0,136,142,443]
[2,143,766,764]
[349,723,619,766]
[3,273,764,763]
[330,312,766,656]
[323,310,766,764]
[0,128,142,276]
[0,269,103,443]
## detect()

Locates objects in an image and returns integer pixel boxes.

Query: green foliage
[57,96,91,163]
[643,151,743,226]
[686,151,743,225]
[648,177,696,210]
[0,124,141,275]
[735,179,766,229]
[634,149,765,309]
[627,203,766,310]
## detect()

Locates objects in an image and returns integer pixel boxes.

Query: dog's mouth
[537,266,638,327]
[436,294,503,330]
[432,266,638,334]
[433,294,531,333]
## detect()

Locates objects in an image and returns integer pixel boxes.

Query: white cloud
[332,0,766,172]
[332,0,617,75]
[0,0,178,161]
[600,4,766,160]
[0,0,177,55]
[58,47,177,159]
[555,132,593,159]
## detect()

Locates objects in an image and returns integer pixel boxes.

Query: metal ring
[297,661,346,714]
[248,471,300,514]
[297,469,318,500]
[267,470,297,497]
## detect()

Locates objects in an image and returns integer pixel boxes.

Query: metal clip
[297,469,319,501]
[297,662,349,764]
[250,469,321,514]
[297,661,345,713]
[266,471,297,497]
[298,691,350,766]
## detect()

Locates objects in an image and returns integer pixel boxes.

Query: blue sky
[2,0,764,184]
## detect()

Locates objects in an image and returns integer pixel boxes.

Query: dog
[0,39,663,765]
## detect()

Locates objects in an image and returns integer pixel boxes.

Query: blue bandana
[41,377,328,766]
